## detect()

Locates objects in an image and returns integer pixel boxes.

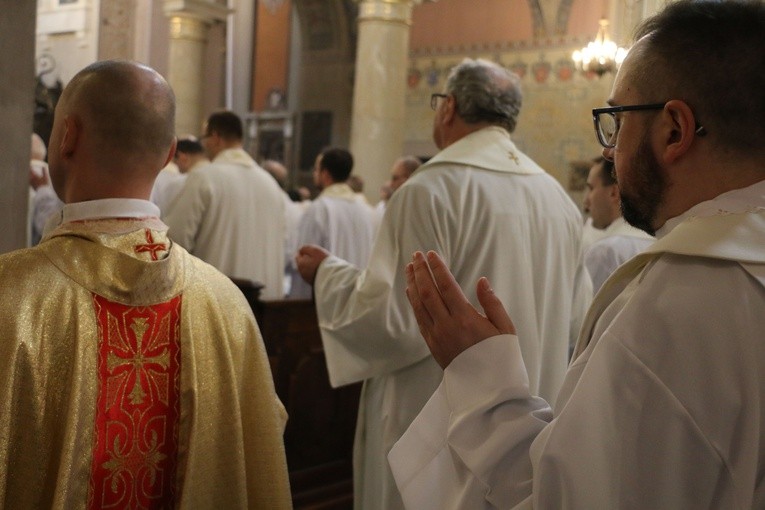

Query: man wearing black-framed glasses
[390,2,765,508]
[297,57,590,510]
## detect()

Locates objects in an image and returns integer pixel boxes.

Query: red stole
[88,294,182,509]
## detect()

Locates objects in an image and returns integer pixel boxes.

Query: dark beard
[619,134,665,236]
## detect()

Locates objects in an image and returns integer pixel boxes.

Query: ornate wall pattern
[404,43,613,188]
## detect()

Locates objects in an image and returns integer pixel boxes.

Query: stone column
[349,0,418,203]
[0,0,35,253]
[163,0,231,136]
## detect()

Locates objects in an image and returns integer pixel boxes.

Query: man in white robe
[581,157,653,291]
[297,59,591,509]
[580,159,644,250]
[289,148,374,299]
[372,156,422,234]
[262,159,310,296]
[165,111,286,299]
[390,3,765,508]
[151,137,208,218]
[585,234,653,293]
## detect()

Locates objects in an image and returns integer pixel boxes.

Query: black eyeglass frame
[592,103,666,148]
[592,102,707,149]
[430,93,448,111]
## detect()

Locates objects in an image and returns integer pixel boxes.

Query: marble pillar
[349,0,416,203]
[163,0,230,136]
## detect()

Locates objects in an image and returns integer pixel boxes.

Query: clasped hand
[405,251,516,368]
[295,245,330,285]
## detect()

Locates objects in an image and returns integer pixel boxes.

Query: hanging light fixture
[572,18,628,77]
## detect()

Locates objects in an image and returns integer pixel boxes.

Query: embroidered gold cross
[107,317,170,405]
[508,151,520,165]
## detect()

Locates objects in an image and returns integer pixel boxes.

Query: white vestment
[283,193,308,295]
[313,127,591,510]
[151,166,184,215]
[584,234,654,292]
[289,183,374,299]
[152,160,208,219]
[581,216,644,251]
[371,200,386,235]
[29,183,63,246]
[390,180,765,509]
[165,148,286,299]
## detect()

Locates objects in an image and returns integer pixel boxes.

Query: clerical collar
[61,198,160,223]
[656,179,765,238]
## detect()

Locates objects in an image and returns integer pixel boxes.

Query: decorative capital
[168,15,208,42]
[163,0,232,23]
[355,0,437,25]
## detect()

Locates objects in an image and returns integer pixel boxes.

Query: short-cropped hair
[320,148,354,183]
[176,138,204,155]
[591,156,616,187]
[633,0,765,154]
[206,111,243,141]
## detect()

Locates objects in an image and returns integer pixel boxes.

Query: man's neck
[440,121,496,149]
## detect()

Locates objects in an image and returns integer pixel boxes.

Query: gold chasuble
[0,215,291,509]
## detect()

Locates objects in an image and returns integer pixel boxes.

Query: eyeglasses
[592,103,665,148]
[431,93,448,111]
[592,103,707,149]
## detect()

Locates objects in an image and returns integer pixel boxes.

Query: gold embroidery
[508,151,520,164]
[101,424,168,496]
[90,295,181,509]
[107,316,170,406]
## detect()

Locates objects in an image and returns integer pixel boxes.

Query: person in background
[289,148,374,299]
[152,136,208,217]
[165,111,286,299]
[28,132,63,246]
[296,58,590,510]
[581,156,653,292]
[372,156,422,232]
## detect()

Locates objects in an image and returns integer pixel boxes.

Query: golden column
[163,0,231,136]
[350,0,422,203]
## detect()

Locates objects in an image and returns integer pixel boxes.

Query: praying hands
[405,251,516,368]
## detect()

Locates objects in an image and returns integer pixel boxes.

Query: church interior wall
[35,0,100,86]
[404,47,612,188]
[291,0,356,186]
[145,0,170,78]
[253,0,292,112]
[27,0,648,197]
[202,21,228,133]
[404,0,617,189]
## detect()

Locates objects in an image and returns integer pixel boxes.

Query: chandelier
[572,18,628,77]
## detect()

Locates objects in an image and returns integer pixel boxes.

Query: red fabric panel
[88,294,182,509]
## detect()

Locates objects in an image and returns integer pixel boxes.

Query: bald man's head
[49,60,176,201]
[59,60,175,168]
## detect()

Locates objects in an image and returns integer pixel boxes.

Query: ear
[441,94,457,125]
[163,137,178,168]
[659,100,698,165]
[608,182,620,201]
[59,114,80,159]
